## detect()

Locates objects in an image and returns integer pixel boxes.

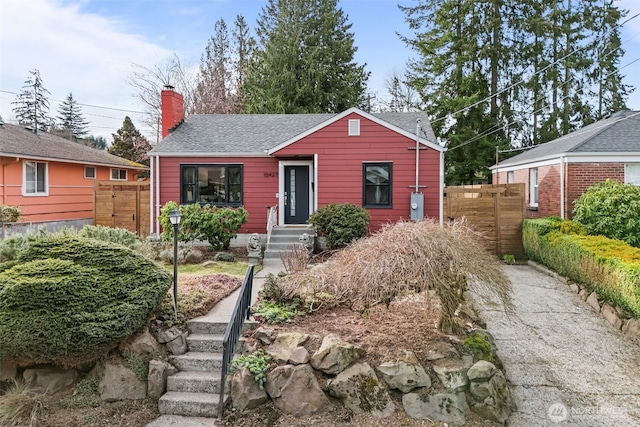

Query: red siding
[156,113,442,234]
[158,156,279,234]
[275,113,441,231]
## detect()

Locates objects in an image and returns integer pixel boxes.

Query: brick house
[491,111,640,219]
[148,87,444,237]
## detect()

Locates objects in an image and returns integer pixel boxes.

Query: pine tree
[232,14,255,93]
[82,135,108,150]
[109,117,152,166]
[11,69,53,132]
[243,0,369,113]
[56,93,89,141]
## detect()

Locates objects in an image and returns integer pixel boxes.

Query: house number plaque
[263,172,277,178]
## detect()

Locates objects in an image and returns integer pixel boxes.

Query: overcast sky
[1,0,640,143]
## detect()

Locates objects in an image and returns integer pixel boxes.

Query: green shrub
[0,234,172,367]
[59,377,101,409]
[251,300,302,323]
[0,205,21,223]
[573,179,640,247]
[524,218,640,317]
[78,225,142,249]
[258,273,287,303]
[230,349,272,389]
[308,203,370,249]
[158,201,248,250]
[215,252,236,262]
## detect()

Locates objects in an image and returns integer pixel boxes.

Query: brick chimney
[161,85,184,138]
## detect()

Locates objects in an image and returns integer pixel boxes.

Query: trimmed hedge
[523,218,640,317]
[308,203,370,249]
[0,235,172,367]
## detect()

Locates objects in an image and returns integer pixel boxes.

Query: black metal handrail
[218,264,255,418]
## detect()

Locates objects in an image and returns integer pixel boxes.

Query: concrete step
[187,320,227,335]
[186,334,248,353]
[145,415,218,427]
[167,371,224,394]
[169,352,223,372]
[158,391,227,418]
[270,226,315,237]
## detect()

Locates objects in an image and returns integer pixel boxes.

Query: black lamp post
[168,209,182,319]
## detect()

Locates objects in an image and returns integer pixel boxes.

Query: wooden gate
[94,181,150,237]
[443,184,525,257]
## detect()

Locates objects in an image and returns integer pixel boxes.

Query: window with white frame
[625,164,640,185]
[111,169,127,180]
[529,168,538,206]
[24,161,47,195]
[85,166,96,179]
[507,171,514,184]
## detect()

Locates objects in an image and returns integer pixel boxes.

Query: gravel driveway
[472,263,640,427]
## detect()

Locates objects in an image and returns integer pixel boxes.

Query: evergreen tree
[109,117,152,167]
[243,0,369,113]
[11,69,53,132]
[82,135,108,150]
[232,14,255,93]
[56,93,89,141]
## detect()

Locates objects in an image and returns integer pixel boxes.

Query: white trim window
[24,160,48,196]
[625,164,640,185]
[111,168,127,181]
[85,166,96,179]
[529,168,539,207]
[507,171,514,184]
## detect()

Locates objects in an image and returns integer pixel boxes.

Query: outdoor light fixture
[169,209,182,320]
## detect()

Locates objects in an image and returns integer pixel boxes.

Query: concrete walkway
[473,263,640,427]
[146,259,287,427]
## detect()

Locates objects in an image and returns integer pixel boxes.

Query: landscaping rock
[377,352,431,393]
[265,364,329,416]
[0,360,17,381]
[310,334,363,375]
[601,304,623,329]
[622,318,640,342]
[147,359,178,399]
[426,341,459,361]
[568,283,580,293]
[231,367,268,411]
[328,362,394,418]
[166,332,188,355]
[266,332,309,364]
[467,360,497,382]
[403,392,469,425]
[23,366,78,394]
[254,327,276,345]
[578,288,590,301]
[586,291,600,313]
[468,364,514,424]
[98,362,146,402]
[155,326,183,344]
[288,346,310,365]
[432,358,471,391]
[120,328,162,357]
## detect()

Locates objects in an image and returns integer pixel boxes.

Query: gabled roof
[0,123,146,169]
[149,108,440,156]
[493,110,640,169]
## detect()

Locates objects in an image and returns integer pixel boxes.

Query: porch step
[169,352,224,372]
[264,225,315,260]
[187,334,247,353]
[158,391,228,418]
[167,371,224,394]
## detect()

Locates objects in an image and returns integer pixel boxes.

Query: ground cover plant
[270,219,513,333]
[0,234,172,367]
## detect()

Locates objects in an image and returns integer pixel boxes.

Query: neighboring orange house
[0,122,146,229]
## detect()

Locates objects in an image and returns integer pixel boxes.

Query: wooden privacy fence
[443,183,525,258]
[94,181,150,237]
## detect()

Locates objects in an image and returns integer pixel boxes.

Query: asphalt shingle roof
[0,123,146,169]
[150,110,437,155]
[496,110,640,168]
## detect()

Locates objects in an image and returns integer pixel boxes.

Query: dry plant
[280,244,310,273]
[0,380,47,427]
[277,219,513,333]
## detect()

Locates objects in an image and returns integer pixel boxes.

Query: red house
[491,110,640,219]
[148,88,444,238]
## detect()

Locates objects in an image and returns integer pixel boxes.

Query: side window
[24,161,47,195]
[85,166,96,179]
[363,162,392,207]
[529,168,538,206]
[111,169,127,180]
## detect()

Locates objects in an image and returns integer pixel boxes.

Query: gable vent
[348,119,360,136]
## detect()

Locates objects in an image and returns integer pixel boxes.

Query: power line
[0,89,145,114]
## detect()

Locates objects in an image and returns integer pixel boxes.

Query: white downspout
[149,155,155,236]
[560,155,565,219]
[440,149,445,226]
[314,153,319,213]
[155,155,161,236]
